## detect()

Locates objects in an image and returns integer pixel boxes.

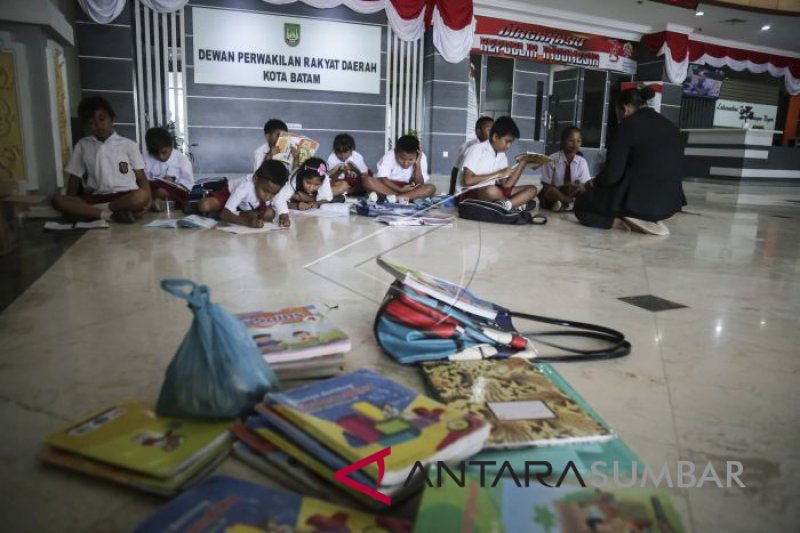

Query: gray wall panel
[79,58,134,92]
[430,111,467,135]
[76,24,134,59]
[511,116,535,141]
[513,70,547,93]
[514,59,549,74]
[662,83,682,106]
[114,125,138,141]
[430,81,468,107]
[187,96,384,130]
[426,54,468,82]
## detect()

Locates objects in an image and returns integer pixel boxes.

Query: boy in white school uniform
[326,133,369,196]
[143,126,194,210]
[253,118,289,171]
[458,116,545,210]
[364,135,435,202]
[450,116,494,194]
[198,159,290,228]
[53,96,150,223]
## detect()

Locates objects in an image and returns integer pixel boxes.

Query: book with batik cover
[421,358,611,449]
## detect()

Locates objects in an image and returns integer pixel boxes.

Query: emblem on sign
[284,23,300,47]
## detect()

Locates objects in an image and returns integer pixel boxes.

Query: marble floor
[1,180,798,532]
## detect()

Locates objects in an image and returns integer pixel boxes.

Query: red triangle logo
[334,446,392,505]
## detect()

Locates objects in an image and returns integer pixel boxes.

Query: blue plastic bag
[156,279,279,419]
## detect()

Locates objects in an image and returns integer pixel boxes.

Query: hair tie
[303,163,326,177]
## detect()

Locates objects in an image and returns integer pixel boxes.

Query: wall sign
[193,7,382,94]
[713,99,777,129]
[473,16,637,74]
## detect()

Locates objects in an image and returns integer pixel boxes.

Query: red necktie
[564,159,572,185]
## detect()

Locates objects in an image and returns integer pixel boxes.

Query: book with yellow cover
[421,359,611,449]
[44,402,232,479]
[266,369,490,486]
[37,444,228,496]
[273,132,320,167]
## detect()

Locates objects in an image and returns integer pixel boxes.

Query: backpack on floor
[373,258,630,364]
[353,199,424,217]
[458,198,547,225]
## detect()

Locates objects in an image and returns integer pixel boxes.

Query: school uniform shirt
[144,150,194,191]
[224,176,266,215]
[453,137,480,171]
[457,140,508,193]
[375,150,430,184]
[272,175,334,216]
[541,151,591,187]
[254,143,269,171]
[325,150,368,176]
[65,132,145,194]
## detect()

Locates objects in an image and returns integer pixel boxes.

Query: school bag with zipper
[374,258,630,364]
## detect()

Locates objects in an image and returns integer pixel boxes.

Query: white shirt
[325,150,368,178]
[144,149,194,191]
[541,151,592,187]
[457,140,508,193]
[65,132,144,194]
[224,176,264,215]
[272,175,334,215]
[453,137,480,171]
[375,150,429,184]
[254,143,269,171]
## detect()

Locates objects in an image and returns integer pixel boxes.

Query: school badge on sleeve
[119,162,129,174]
[284,23,300,47]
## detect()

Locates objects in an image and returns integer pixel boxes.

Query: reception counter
[682,128,800,182]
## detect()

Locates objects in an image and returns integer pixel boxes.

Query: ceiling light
[696,10,704,16]
[761,24,771,31]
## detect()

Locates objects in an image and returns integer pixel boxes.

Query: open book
[273,133,320,167]
[44,220,109,231]
[144,215,217,229]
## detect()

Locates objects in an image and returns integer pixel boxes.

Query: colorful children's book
[413,477,685,533]
[273,132,320,167]
[44,402,232,479]
[236,305,351,363]
[377,257,499,320]
[266,369,490,486]
[37,444,228,497]
[132,476,411,533]
[271,352,345,381]
[421,359,611,449]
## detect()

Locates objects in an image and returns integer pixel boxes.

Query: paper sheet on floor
[216,223,287,235]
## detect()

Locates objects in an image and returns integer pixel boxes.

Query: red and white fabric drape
[77,0,475,63]
[642,31,800,95]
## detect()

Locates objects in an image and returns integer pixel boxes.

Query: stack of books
[229,369,490,507]
[237,305,351,380]
[132,475,411,533]
[38,401,231,496]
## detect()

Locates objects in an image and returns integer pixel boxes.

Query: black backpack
[458,199,547,225]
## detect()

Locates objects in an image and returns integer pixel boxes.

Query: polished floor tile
[1,180,799,532]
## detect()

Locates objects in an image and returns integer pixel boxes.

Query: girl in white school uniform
[539,126,592,212]
[272,157,334,228]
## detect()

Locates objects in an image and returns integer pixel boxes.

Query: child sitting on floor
[326,133,368,197]
[364,135,435,202]
[198,159,289,228]
[539,126,592,212]
[53,96,150,224]
[272,157,333,228]
[457,116,542,210]
[143,127,194,211]
[254,118,289,171]
[450,116,494,194]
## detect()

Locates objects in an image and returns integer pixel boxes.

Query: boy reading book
[364,135,435,203]
[254,119,288,171]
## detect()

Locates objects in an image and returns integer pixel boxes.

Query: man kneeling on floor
[457,116,543,211]
[53,96,150,224]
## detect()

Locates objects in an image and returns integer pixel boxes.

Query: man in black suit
[575,87,684,236]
